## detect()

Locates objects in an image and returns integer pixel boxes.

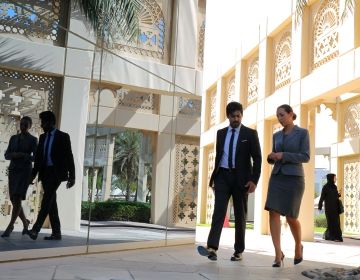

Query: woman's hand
[11,152,24,159]
[268,152,283,162]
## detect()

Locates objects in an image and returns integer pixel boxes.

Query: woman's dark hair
[277,104,297,120]
[326,173,336,183]
[226,101,243,116]
[39,111,56,125]
[21,116,32,128]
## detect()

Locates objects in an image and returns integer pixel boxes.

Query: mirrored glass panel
[0,0,203,259]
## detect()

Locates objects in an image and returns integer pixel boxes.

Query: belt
[219,167,238,172]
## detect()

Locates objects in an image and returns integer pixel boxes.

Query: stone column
[82,167,89,201]
[101,133,115,201]
[152,95,175,226]
[91,168,98,202]
[137,135,150,202]
[297,105,316,241]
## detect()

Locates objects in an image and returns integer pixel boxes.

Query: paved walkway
[0,227,358,279]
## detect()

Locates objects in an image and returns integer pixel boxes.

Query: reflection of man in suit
[28,111,75,240]
[198,102,262,261]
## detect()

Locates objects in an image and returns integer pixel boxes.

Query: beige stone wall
[200,0,360,240]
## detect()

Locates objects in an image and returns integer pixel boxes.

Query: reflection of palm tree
[75,0,141,46]
[113,131,141,201]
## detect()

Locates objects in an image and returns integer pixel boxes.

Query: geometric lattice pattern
[313,0,339,69]
[0,67,59,225]
[247,57,259,105]
[172,137,199,227]
[274,32,291,90]
[178,97,201,118]
[343,158,360,234]
[0,0,68,44]
[112,0,165,60]
[206,148,215,224]
[209,89,216,128]
[198,20,205,69]
[84,137,108,168]
[116,88,159,114]
[226,75,235,104]
[344,102,360,139]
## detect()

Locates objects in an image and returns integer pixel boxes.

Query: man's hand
[245,181,256,194]
[66,178,75,189]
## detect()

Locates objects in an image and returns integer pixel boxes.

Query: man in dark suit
[197,102,262,261]
[27,111,75,240]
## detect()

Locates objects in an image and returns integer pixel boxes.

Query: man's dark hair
[39,111,56,125]
[226,101,243,117]
[21,116,33,128]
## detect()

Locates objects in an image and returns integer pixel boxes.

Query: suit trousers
[207,168,248,253]
[33,166,62,235]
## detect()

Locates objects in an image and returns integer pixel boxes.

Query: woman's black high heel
[272,252,285,267]
[1,225,14,238]
[22,219,30,235]
[294,245,303,265]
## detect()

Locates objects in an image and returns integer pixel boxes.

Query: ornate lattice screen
[0,67,60,224]
[206,148,215,224]
[112,0,165,60]
[0,0,68,45]
[274,32,291,90]
[171,137,199,227]
[178,97,201,118]
[247,57,259,105]
[313,0,339,69]
[344,102,360,139]
[343,158,360,234]
[208,89,216,128]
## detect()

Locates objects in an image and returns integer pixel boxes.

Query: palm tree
[295,0,355,25]
[112,130,141,201]
[74,0,142,46]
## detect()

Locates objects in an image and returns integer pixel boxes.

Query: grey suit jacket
[268,125,310,176]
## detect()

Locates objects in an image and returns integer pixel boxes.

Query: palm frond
[295,0,308,26]
[340,0,355,23]
[74,0,142,46]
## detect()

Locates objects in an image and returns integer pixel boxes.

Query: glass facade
[0,0,203,260]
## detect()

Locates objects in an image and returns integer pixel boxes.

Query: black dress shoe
[1,225,14,238]
[197,245,217,261]
[22,219,30,235]
[44,234,62,240]
[28,229,38,240]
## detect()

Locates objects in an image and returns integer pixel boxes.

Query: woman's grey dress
[264,126,310,218]
[4,133,38,200]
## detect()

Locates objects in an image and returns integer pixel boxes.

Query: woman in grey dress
[1,116,37,237]
[265,104,310,267]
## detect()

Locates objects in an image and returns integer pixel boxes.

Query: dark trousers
[33,167,61,235]
[207,168,248,253]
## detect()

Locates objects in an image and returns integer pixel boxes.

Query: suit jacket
[32,129,75,183]
[5,133,38,169]
[209,125,262,187]
[268,125,310,176]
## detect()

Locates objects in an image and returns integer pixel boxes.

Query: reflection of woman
[1,116,37,237]
[265,104,310,267]
[318,173,343,242]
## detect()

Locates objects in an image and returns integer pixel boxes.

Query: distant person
[1,116,37,238]
[318,173,343,242]
[27,111,75,241]
[197,102,262,261]
[265,104,310,267]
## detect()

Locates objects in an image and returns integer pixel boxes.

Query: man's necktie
[228,128,235,169]
[44,132,50,165]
